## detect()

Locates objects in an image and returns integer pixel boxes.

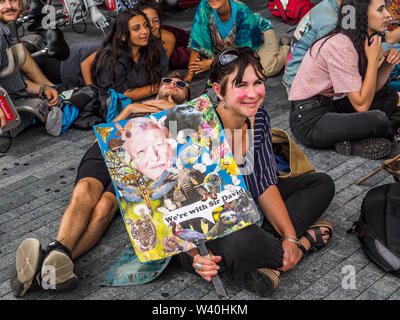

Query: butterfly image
[96,126,114,143]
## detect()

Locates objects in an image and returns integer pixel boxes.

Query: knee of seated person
[93,193,118,218]
[72,179,102,204]
[316,172,335,197]
[263,64,283,78]
[306,172,335,200]
[371,110,390,124]
[380,86,398,98]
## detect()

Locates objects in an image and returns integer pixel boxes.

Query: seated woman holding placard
[173,47,335,297]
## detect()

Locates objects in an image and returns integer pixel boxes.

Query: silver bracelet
[281,236,301,247]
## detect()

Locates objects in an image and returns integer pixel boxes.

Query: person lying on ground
[9,72,190,297]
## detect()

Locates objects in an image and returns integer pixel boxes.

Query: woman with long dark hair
[134,0,191,69]
[288,0,400,159]
[81,9,169,101]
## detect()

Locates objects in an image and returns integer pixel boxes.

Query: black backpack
[349,183,400,275]
[65,85,122,130]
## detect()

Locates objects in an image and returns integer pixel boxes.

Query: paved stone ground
[1,0,400,301]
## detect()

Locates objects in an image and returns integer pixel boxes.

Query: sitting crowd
[2,0,400,299]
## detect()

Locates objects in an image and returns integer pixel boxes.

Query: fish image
[170,221,206,244]
[96,126,114,143]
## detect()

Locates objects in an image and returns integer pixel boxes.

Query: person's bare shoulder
[161,29,176,45]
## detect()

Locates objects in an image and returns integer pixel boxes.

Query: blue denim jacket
[282,0,339,90]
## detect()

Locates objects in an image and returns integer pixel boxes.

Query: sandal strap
[313,226,323,248]
[302,231,316,248]
[299,244,308,256]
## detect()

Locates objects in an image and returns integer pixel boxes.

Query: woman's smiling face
[128,15,150,47]
[214,64,265,118]
[142,8,161,38]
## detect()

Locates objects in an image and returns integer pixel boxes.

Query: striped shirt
[216,106,279,201]
[239,107,279,201]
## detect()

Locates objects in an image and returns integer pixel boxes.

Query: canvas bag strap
[273,0,288,22]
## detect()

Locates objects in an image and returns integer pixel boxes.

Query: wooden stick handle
[356,167,383,185]
[356,153,400,185]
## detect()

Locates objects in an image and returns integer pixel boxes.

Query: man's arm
[111,100,173,122]
[20,47,60,106]
[123,85,160,102]
[21,47,55,86]
[91,99,174,144]
[24,80,59,106]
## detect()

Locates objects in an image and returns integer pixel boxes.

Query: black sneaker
[41,241,79,292]
[10,238,44,297]
[232,268,279,297]
[335,138,392,160]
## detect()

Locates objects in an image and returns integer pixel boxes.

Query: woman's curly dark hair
[310,0,371,79]
[91,9,162,90]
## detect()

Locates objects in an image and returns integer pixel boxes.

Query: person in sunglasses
[288,0,400,159]
[185,0,290,83]
[134,0,191,69]
[10,72,190,297]
[173,47,335,297]
[80,9,169,102]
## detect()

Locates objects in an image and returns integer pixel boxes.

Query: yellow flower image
[221,156,240,176]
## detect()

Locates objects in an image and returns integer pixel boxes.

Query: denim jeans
[289,87,400,149]
[172,172,335,276]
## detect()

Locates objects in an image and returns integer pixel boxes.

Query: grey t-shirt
[60,40,102,89]
[0,22,28,102]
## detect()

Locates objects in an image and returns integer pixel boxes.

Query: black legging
[33,55,62,85]
[172,172,335,276]
[289,87,400,149]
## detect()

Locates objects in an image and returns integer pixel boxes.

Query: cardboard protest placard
[94,94,261,262]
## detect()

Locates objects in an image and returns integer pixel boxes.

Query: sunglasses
[218,47,260,66]
[161,78,188,89]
